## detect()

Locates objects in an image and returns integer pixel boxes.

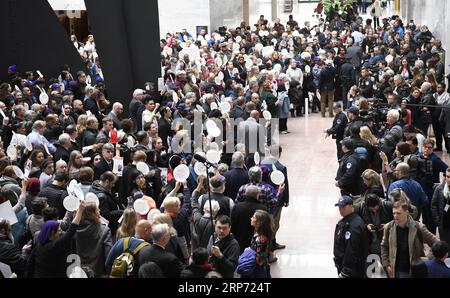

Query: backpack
[109,237,149,278]
[355,146,368,170]
[236,247,256,277]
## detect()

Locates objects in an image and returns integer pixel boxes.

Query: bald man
[108,102,124,129]
[105,220,152,277]
[387,163,429,214]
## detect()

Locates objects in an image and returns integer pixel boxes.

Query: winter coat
[89,181,123,234]
[191,190,215,249]
[207,233,240,278]
[278,91,291,119]
[381,216,439,277]
[230,197,268,253]
[431,184,450,228]
[75,219,112,277]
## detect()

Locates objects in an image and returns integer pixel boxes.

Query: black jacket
[199,192,233,217]
[319,65,336,91]
[336,152,363,196]
[223,167,250,200]
[157,117,172,148]
[89,181,123,234]
[207,233,240,278]
[38,184,68,219]
[359,76,374,98]
[180,264,212,278]
[93,157,113,181]
[138,244,184,278]
[230,197,268,253]
[333,213,369,278]
[53,145,71,164]
[32,223,78,278]
[82,128,98,147]
[0,235,27,277]
[327,112,348,140]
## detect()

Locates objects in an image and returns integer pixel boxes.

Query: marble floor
[270,113,450,278]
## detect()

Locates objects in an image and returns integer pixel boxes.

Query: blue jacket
[424,259,450,278]
[387,177,428,208]
[105,237,147,273]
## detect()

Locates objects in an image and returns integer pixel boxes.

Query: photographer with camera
[378,109,403,158]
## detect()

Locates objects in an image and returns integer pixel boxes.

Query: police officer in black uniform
[333,196,369,278]
[358,67,374,99]
[335,138,363,196]
[325,103,348,160]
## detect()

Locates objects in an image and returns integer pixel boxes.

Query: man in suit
[345,36,363,82]
[223,151,250,200]
[108,102,124,129]
[231,185,267,253]
[237,110,264,154]
[261,144,289,251]
[94,143,114,180]
[138,223,184,278]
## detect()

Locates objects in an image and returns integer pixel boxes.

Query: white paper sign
[0,200,18,226]
[0,262,12,278]
[113,157,124,177]
[158,77,164,91]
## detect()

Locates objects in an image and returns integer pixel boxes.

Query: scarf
[444,183,450,200]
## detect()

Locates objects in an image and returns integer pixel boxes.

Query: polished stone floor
[270,113,450,278]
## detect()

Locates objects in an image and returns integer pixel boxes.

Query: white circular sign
[218,72,224,80]
[6,145,16,159]
[235,36,242,43]
[194,161,207,176]
[215,77,222,85]
[136,162,150,175]
[85,192,99,207]
[12,165,24,179]
[39,93,49,105]
[147,208,161,222]
[206,150,221,164]
[254,152,260,165]
[134,199,150,215]
[173,164,190,182]
[245,59,253,69]
[270,170,285,185]
[72,184,85,200]
[263,110,272,120]
[68,179,78,194]
[210,102,218,110]
[63,196,80,212]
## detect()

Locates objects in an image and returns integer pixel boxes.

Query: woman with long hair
[116,208,138,240]
[75,203,112,277]
[250,210,275,278]
[360,126,377,146]
[68,150,83,180]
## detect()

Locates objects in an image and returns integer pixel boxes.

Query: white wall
[158,0,210,39]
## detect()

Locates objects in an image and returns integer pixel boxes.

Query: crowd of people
[1,0,450,279]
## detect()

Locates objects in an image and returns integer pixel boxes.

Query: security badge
[365,81,370,86]
[346,162,352,169]
[337,119,341,124]
[345,231,351,240]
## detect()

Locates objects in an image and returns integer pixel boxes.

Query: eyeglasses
[423,146,433,150]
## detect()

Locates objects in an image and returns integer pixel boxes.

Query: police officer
[325,103,348,160]
[344,106,364,138]
[335,138,363,196]
[333,196,369,278]
[358,67,374,99]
